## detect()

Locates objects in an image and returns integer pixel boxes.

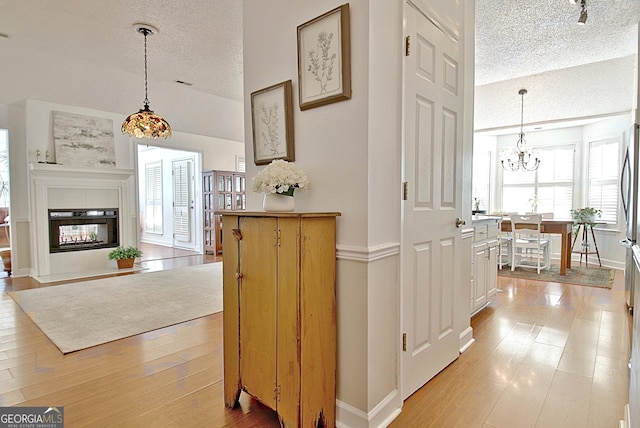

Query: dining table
[500,218,574,275]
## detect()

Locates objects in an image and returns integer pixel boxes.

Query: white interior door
[401,3,464,399]
[172,158,194,248]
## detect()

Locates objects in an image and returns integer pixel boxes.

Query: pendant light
[501,89,540,172]
[121,24,171,139]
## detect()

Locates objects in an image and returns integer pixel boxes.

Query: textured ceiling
[0,0,244,102]
[0,1,637,110]
[476,0,639,86]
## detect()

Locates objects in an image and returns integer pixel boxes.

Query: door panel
[172,158,194,247]
[402,3,463,399]
[239,217,278,409]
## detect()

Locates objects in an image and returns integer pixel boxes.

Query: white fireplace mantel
[29,162,135,181]
[29,162,137,281]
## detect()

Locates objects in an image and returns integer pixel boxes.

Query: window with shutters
[588,139,619,224]
[501,145,574,217]
[144,161,163,234]
[472,150,491,213]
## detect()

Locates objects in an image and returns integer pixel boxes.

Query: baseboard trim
[459,326,475,353]
[337,243,400,263]
[337,389,402,428]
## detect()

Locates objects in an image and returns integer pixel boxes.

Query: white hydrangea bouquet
[252,159,309,196]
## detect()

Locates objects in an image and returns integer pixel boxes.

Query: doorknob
[456,218,466,228]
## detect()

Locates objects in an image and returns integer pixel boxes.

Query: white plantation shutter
[172,159,192,242]
[473,150,491,212]
[588,139,619,224]
[501,145,574,217]
[144,162,163,234]
[536,146,574,217]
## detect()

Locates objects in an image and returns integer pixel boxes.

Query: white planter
[263,193,295,212]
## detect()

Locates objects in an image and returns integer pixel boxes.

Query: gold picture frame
[297,3,351,110]
[251,80,295,165]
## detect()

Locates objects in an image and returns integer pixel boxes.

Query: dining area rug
[497,264,615,288]
[6,262,222,354]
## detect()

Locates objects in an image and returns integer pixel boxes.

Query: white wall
[244,1,468,427]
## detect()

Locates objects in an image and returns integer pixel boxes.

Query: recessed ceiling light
[175,80,193,87]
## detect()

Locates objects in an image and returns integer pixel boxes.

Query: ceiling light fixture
[501,89,540,172]
[121,24,171,139]
[578,0,588,25]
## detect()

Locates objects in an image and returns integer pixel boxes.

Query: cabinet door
[239,217,278,409]
[487,241,498,297]
[276,217,302,425]
[472,242,488,312]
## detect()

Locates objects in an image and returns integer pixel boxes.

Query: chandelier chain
[143,28,149,108]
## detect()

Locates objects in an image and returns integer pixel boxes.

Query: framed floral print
[297,3,351,110]
[251,80,295,165]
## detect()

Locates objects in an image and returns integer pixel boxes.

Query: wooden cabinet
[471,219,499,316]
[219,212,339,428]
[203,170,245,254]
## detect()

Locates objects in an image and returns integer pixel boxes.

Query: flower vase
[263,193,295,212]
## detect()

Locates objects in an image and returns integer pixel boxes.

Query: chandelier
[501,89,540,172]
[121,24,171,139]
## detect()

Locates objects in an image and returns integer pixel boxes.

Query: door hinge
[274,385,281,402]
[405,35,411,56]
[274,228,281,247]
[402,333,407,352]
[402,182,408,201]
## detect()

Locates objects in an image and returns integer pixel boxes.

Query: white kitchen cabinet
[471,217,499,316]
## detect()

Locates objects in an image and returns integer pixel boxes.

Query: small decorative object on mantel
[108,246,142,269]
[252,159,309,212]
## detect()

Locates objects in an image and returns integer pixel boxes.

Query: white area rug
[8,263,222,354]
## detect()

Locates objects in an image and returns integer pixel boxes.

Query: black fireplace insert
[49,209,119,253]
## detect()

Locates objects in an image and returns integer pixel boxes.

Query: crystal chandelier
[501,89,540,172]
[122,24,171,139]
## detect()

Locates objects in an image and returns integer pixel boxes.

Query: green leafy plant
[107,246,142,260]
[571,207,602,234]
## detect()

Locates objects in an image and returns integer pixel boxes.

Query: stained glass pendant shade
[121,24,171,139]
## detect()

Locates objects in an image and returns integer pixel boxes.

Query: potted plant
[108,246,142,269]
[571,207,602,235]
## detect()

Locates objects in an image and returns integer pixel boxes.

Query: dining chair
[526,212,554,249]
[510,213,551,274]
[497,214,512,270]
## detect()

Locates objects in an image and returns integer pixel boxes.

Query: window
[472,150,491,213]
[588,139,619,224]
[501,145,574,217]
[144,161,163,234]
[236,156,246,173]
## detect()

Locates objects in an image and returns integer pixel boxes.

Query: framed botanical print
[251,80,295,165]
[297,3,351,110]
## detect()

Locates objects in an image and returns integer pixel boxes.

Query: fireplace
[49,209,119,253]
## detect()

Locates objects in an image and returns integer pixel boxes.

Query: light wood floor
[0,247,631,427]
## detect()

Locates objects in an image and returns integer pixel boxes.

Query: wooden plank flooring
[0,245,631,427]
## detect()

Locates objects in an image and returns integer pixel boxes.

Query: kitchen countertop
[471,214,501,224]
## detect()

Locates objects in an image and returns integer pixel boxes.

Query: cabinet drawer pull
[232,229,242,240]
[235,272,243,279]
